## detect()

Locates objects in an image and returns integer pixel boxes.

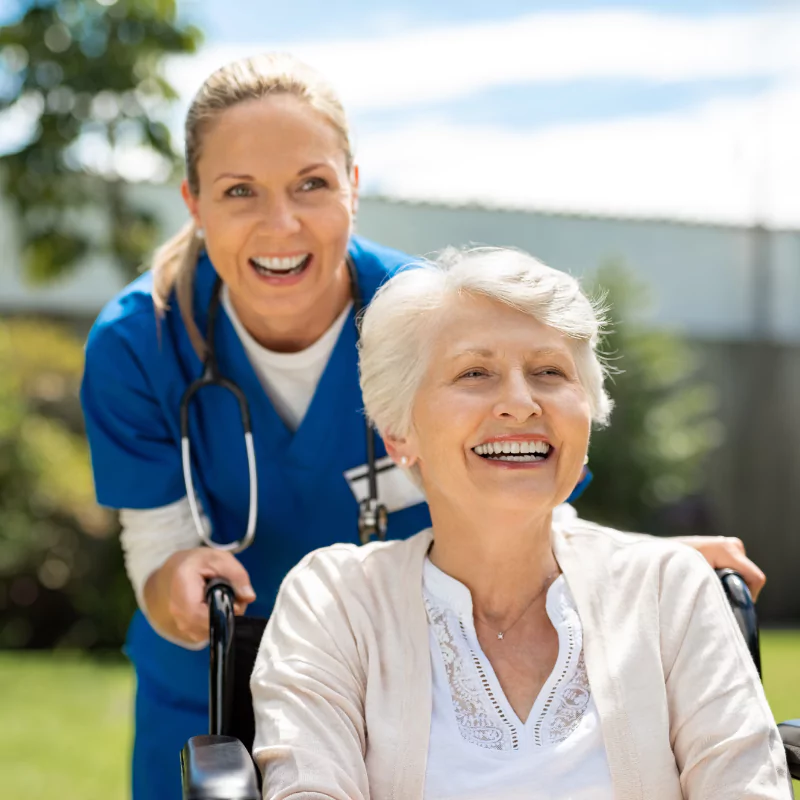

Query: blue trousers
[132,673,207,800]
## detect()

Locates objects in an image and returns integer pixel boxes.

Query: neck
[231,261,352,352]
[427,499,559,623]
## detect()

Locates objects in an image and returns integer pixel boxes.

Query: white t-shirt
[220,284,352,431]
[422,558,613,800]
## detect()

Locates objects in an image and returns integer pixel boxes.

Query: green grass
[1,633,799,799]
[0,652,133,800]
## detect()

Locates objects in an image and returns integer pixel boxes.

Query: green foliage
[0,0,201,281]
[0,317,134,649]
[573,262,723,533]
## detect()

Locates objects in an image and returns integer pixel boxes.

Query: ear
[350,164,360,217]
[181,179,202,228]
[384,432,416,467]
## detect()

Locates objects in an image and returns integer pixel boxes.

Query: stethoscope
[179,256,388,554]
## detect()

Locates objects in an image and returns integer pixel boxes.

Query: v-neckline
[470,582,572,733]
[424,561,576,737]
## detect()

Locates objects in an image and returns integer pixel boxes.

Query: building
[2,189,798,620]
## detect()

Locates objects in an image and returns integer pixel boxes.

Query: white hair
[359,247,613,459]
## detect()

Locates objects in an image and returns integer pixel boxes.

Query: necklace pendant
[497,632,504,640]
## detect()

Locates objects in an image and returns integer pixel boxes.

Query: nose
[258,194,302,237]
[493,369,542,423]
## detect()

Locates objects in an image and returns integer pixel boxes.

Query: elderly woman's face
[403,295,592,513]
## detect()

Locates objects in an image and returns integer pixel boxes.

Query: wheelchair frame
[180,571,800,800]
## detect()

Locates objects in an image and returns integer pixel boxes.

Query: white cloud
[157,8,800,227]
[166,8,800,113]
[355,81,800,227]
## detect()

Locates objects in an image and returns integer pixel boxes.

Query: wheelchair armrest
[779,720,800,781]
[181,735,260,800]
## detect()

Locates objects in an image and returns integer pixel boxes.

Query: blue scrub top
[81,236,433,703]
[81,234,592,705]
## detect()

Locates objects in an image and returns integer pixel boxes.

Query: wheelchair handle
[715,568,761,679]
[206,577,236,736]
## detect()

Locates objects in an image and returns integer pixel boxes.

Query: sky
[3,0,800,227]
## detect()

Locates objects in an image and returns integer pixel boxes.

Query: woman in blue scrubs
[80,53,766,800]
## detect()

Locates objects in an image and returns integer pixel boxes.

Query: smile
[472,439,552,463]
[249,253,311,277]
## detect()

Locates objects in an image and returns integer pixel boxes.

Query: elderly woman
[250,248,789,799]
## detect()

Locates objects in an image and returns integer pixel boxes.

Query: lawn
[1,632,799,799]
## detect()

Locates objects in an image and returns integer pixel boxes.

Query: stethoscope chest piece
[358,497,388,545]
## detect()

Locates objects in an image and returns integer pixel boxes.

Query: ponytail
[151,220,207,359]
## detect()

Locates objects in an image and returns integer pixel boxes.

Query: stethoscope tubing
[179,256,386,553]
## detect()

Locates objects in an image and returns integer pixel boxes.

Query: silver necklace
[474,568,560,640]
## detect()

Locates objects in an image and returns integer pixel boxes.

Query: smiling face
[392,294,592,515]
[181,93,357,344]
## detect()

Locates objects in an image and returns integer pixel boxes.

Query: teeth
[251,254,309,272]
[473,440,551,458]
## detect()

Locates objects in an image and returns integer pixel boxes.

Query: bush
[0,317,134,649]
[573,262,723,534]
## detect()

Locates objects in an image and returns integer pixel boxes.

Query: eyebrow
[214,172,254,183]
[213,163,331,183]
[451,346,567,359]
[297,162,329,176]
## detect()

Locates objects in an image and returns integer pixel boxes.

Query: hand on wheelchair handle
[144,547,256,645]
[673,535,766,601]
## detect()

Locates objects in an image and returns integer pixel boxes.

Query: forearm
[121,499,207,648]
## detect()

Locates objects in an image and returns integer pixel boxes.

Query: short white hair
[359,247,613,448]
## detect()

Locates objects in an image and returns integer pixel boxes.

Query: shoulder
[278,529,432,604]
[85,271,160,361]
[348,235,420,295]
[557,517,715,592]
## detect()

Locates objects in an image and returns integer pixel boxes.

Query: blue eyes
[224,184,254,198]
[224,177,328,198]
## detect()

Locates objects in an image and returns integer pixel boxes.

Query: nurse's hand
[143,548,256,645]
[672,535,766,601]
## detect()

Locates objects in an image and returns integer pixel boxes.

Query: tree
[0,0,200,281]
[573,262,723,534]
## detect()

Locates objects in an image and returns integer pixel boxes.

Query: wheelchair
[180,571,800,799]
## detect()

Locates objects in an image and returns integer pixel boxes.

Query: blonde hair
[359,247,612,487]
[151,53,354,356]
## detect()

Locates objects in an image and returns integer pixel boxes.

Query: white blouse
[422,558,614,799]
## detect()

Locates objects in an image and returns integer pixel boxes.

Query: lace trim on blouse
[425,598,519,750]
[424,580,591,753]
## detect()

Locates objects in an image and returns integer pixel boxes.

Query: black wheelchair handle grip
[206,576,235,600]
[715,568,761,679]
[206,576,236,737]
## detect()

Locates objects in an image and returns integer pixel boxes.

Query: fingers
[725,550,767,601]
[711,537,766,601]
[673,535,767,602]
[198,550,256,605]
[168,549,256,643]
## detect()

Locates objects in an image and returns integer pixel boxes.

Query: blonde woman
[80,55,766,799]
[252,248,789,799]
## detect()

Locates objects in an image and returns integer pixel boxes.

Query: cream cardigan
[251,520,790,799]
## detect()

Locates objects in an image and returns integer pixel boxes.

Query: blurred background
[0,1,798,797]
